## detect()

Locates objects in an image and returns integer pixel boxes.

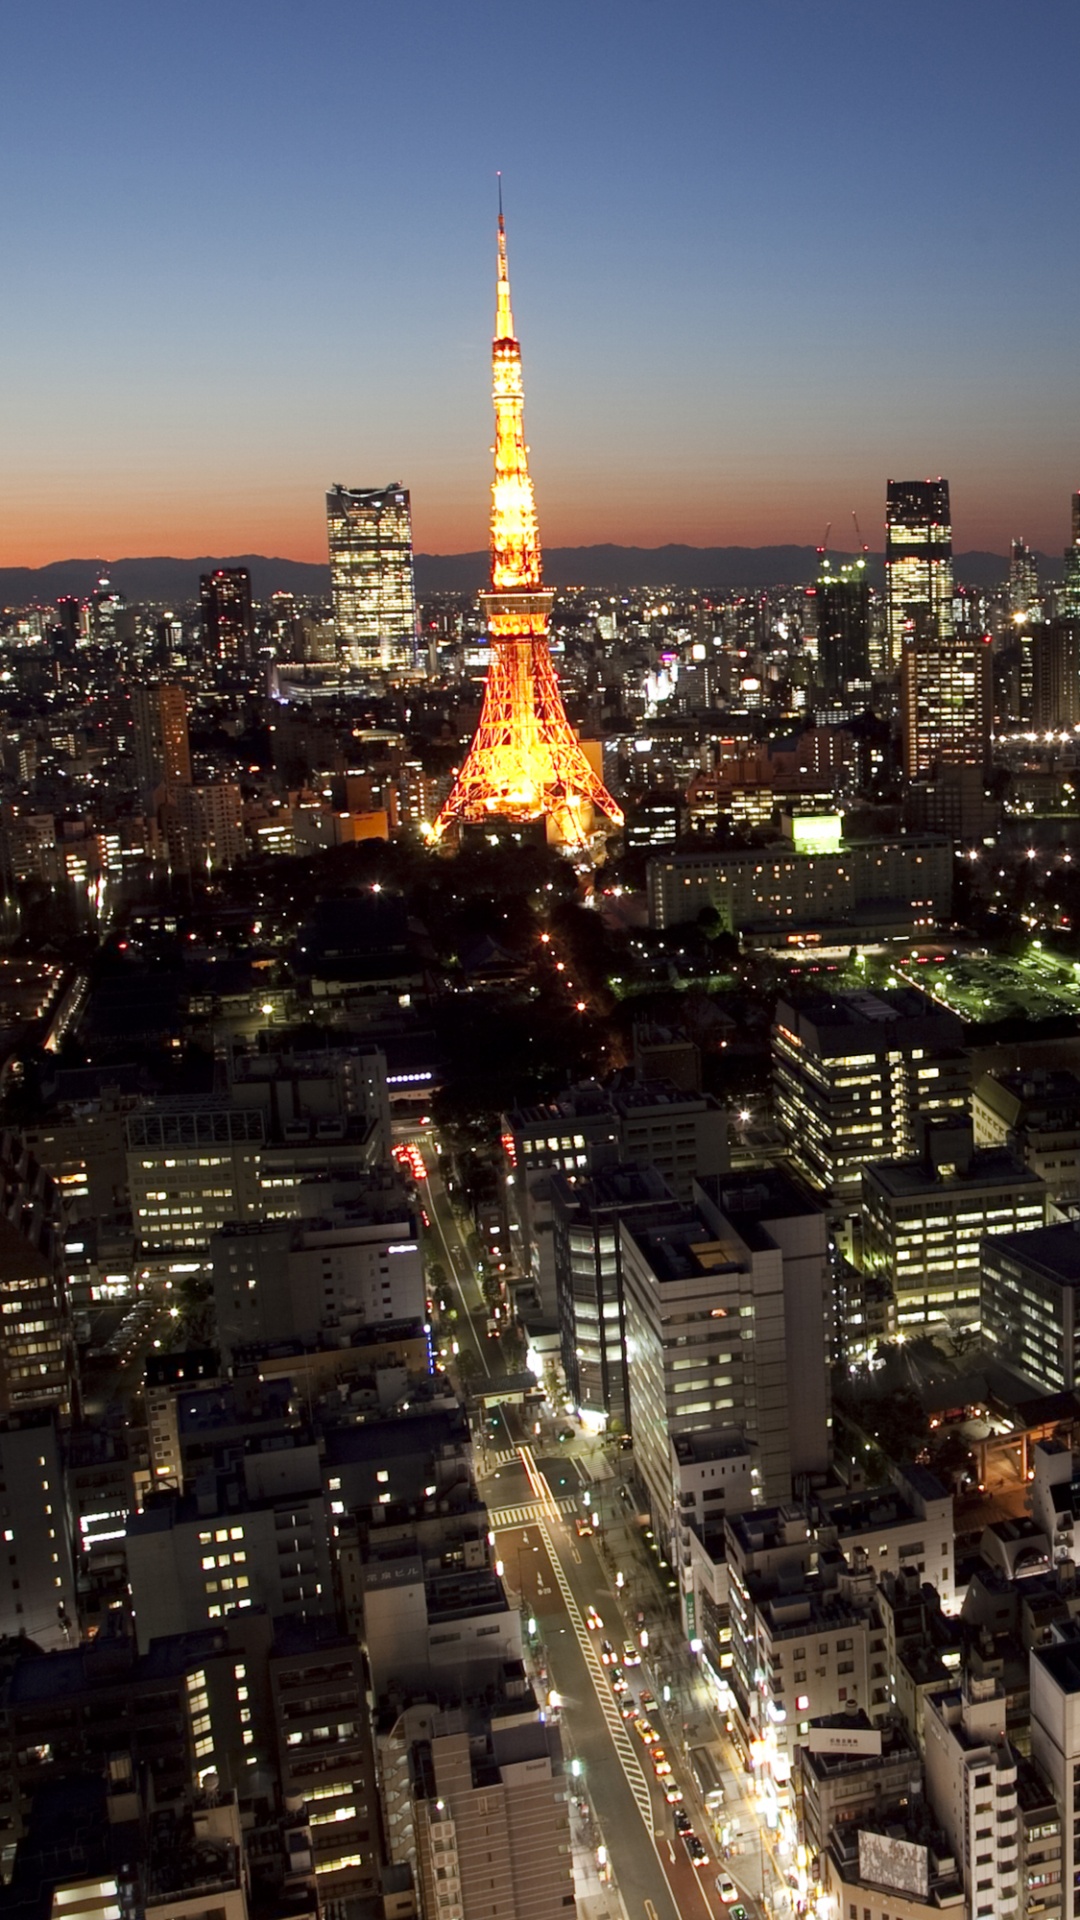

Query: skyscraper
[885,478,954,665]
[200,567,254,666]
[326,484,417,672]
[1009,538,1039,615]
[813,555,871,702]
[1061,490,1080,619]
[1032,619,1080,730]
[900,627,992,780]
[131,682,192,800]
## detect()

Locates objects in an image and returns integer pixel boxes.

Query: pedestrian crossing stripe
[489,1497,577,1528]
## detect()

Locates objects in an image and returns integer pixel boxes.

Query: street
[406,1121,786,1917]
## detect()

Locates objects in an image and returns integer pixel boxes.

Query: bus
[689,1744,725,1815]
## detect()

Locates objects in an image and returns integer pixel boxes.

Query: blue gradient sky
[1,0,1077,565]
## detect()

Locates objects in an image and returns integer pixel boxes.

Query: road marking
[646,1902,658,1920]
[484,1448,519,1469]
[424,1175,491,1378]
[489,1497,577,1528]
[535,1514,654,1829]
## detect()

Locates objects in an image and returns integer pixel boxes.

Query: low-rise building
[125,1444,332,1651]
[646,830,953,937]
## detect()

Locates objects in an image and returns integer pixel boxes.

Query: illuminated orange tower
[433,197,623,846]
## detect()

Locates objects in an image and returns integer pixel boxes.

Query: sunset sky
[2,0,1078,567]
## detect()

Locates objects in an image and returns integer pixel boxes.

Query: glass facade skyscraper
[814,555,871,702]
[885,478,954,665]
[326,483,417,672]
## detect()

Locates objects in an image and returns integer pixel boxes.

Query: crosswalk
[489,1496,577,1529]
[483,1448,520,1470]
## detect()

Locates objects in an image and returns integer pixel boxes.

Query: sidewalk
[570,1796,630,1920]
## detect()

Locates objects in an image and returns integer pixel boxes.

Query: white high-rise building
[924,1673,1021,1920]
[620,1168,830,1546]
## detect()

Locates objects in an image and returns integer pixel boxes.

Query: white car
[716,1877,738,1904]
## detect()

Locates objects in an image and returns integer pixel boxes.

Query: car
[622,1640,641,1666]
[621,1701,639,1720]
[639,1688,656,1708]
[575,1517,592,1537]
[609,1667,628,1694]
[716,1880,738,1905]
[731,1907,747,1920]
[635,1719,659,1744]
[673,1809,692,1833]
[662,1783,683,1804]
[600,1639,616,1665]
[683,1834,708,1867]
[586,1607,603,1631]
[651,1753,673,1778]
[557,1427,575,1442]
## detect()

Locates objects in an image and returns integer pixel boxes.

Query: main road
[401,1123,773,1916]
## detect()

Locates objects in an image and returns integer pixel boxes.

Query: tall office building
[885,478,954,665]
[1033,619,1080,730]
[200,568,254,666]
[131,682,192,800]
[1009,538,1039,615]
[1061,490,1080,619]
[900,626,993,779]
[813,555,871,701]
[326,484,417,672]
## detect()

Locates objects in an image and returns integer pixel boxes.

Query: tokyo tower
[432,198,623,847]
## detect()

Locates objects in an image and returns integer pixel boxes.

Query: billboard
[805,1724,882,1757]
[858,1831,930,1899]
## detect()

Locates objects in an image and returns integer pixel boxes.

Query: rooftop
[863,1145,1042,1200]
[984,1221,1080,1288]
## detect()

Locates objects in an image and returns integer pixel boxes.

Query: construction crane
[851,510,869,557]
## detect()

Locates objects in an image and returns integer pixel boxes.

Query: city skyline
[1,2,1079,569]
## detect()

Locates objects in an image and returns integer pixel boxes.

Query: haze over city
[3,0,1079,565]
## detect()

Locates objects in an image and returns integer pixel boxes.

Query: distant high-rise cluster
[326,483,418,672]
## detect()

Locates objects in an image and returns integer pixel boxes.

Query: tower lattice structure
[433,204,623,846]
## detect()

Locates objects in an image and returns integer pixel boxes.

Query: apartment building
[125,1444,332,1652]
[211,1182,423,1356]
[924,1673,1022,1920]
[412,1707,574,1920]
